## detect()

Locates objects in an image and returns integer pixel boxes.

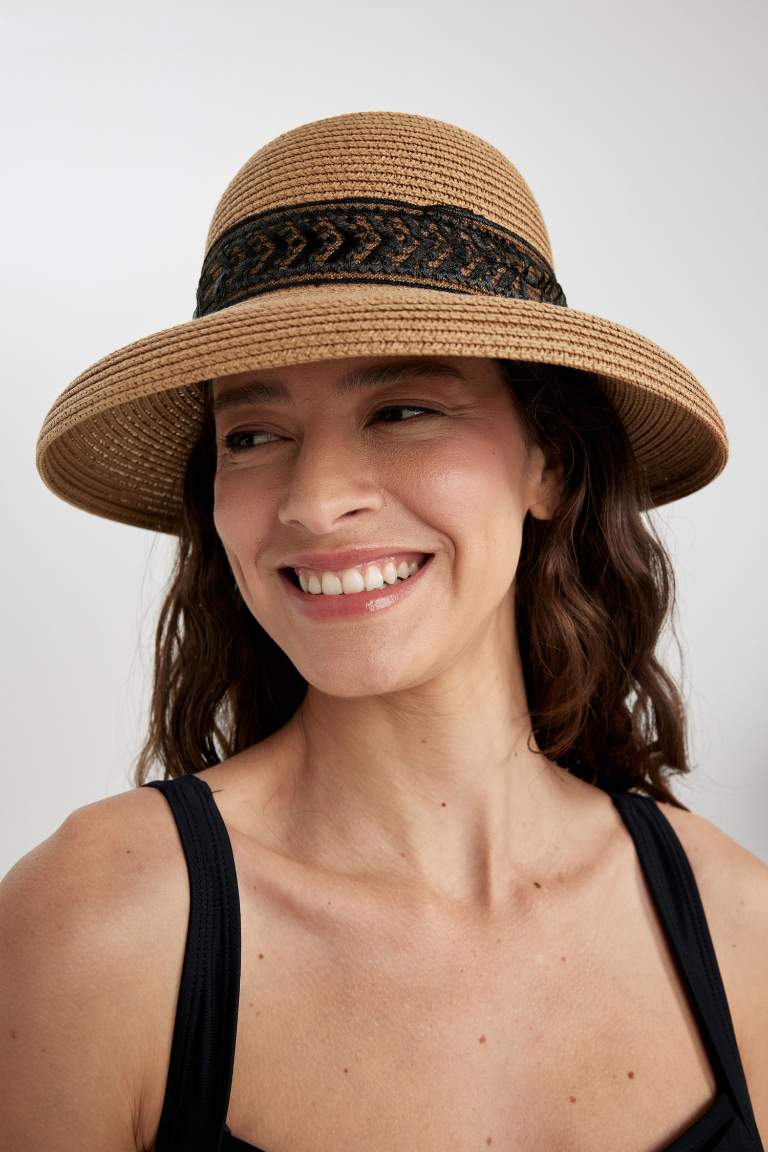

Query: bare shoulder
[3,779,189,979]
[655,797,768,1139]
[651,797,768,956]
[608,792,767,968]
[58,781,198,892]
[0,786,180,1151]
[60,783,192,960]
[0,786,191,1152]
[653,796,768,920]
[1,784,180,932]
[22,783,192,918]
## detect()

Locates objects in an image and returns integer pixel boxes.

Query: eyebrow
[212,358,467,416]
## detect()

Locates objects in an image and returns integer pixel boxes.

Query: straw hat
[35,110,728,534]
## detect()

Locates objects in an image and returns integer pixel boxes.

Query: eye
[220,405,440,453]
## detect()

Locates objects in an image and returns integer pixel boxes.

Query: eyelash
[220,405,440,453]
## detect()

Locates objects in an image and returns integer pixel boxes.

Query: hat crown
[204,111,555,270]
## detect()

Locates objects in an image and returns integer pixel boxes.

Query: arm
[657,800,767,1144]
[0,806,146,1152]
[726,832,768,1148]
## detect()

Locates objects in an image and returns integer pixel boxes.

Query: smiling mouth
[280,555,431,593]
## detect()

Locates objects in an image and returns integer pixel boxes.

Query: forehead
[210,357,477,417]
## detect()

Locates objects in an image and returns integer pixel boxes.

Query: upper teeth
[295,554,425,595]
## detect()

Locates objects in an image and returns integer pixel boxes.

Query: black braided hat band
[193,196,567,319]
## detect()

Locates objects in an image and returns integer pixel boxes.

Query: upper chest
[136,788,743,1152]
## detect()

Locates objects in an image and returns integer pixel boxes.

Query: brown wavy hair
[131,359,692,811]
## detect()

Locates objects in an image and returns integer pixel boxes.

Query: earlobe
[528,454,563,521]
[528,493,557,521]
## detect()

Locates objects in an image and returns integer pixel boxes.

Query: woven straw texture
[35,111,728,534]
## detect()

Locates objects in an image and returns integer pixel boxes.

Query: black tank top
[141,775,764,1151]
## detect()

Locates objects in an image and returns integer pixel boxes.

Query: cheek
[423,441,524,521]
[212,476,269,555]
[430,443,527,577]
[211,478,237,547]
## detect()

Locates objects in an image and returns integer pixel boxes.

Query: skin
[210,353,597,921]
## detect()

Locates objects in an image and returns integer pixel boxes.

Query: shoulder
[0,784,179,935]
[652,798,768,969]
[611,793,767,960]
[655,798,768,1139]
[1,780,189,985]
[57,784,193,974]
[24,784,192,925]
[0,786,191,1150]
[653,797,768,928]
[69,780,183,851]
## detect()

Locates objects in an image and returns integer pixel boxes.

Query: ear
[527,444,564,522]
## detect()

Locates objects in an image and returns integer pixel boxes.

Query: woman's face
[210,354,561,694]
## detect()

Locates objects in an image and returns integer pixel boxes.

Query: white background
[1,0,766,878]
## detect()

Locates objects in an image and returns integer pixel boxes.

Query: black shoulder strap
[142,775,241,1152]
[608,790,762,1144]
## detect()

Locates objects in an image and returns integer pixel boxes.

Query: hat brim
[36,283,728,533]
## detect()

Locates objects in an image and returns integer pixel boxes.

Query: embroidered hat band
[193,197,567,318]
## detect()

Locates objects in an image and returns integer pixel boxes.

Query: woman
[3,111,765,1150]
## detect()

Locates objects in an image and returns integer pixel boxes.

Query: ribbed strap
[142,775,241,1152]
[608,791,763,1148]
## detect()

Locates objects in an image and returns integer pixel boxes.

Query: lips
[279,547,432,572]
